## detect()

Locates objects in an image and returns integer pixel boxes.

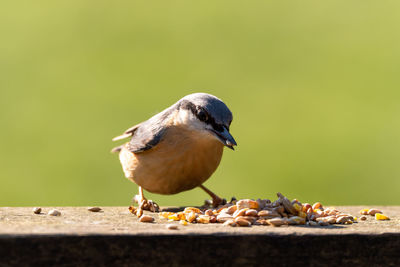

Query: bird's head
[175,93,237,150]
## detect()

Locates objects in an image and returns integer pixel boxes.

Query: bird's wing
[125,123,167,153]
[112,105,176,153]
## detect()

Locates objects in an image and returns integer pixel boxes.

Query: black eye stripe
[179,100,225,132]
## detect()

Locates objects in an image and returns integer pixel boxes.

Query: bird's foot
[204,196,227,208]
[133,195,160,217]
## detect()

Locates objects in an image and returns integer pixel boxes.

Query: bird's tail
[111,145,123,153]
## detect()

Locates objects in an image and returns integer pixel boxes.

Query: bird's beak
[212,127,237,150]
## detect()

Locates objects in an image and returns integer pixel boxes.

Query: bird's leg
[134,186,159,217]
[199,185,224,207]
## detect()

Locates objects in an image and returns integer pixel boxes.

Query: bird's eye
[197,109,208,122]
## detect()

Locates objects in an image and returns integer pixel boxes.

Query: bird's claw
[133,195,160,217]
[204,197,227,208]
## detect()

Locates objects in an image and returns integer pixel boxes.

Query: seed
[87,207,102,212]
[237,216,257,224]
[225,205,237,214]
[245,209,258,217]
[293,203,302,212]
[179,220,188,226]
[223,219,237,227]
[318,221,329,226]
[298,211,307,218]
[210,216,217,223]
[314,209,324,217]
[368,209,383,216]
[360,215,367,221]
[217,214,233,223]
[184,207,201,214]
[32,207,41,214]
[197,215,210,224]
[273,206,286,216]
[139,215,154,223]
[185,212,197,223]
[267,217,287,227]
[359,209,369,215]
[236,199,259,210]
[235,217,251,227]
[166,224,178,230]
[258,209,280,218]
[287,216,305,225]
[168,214,180,221]
[326,216,337,224]
[159,211,173,219]
[48,209,61,216]
[312,202,323,210]
[336,216,351,224]
[216,204,231,213]
[205,209,214,216]
[255,219,269,225]
[128,206,137,214]
[277,192,297,215]
[233,208,249,218]
[375,213,390,220]
[256,199,267,209]
[307,221,318,226]
[302,203,312,212]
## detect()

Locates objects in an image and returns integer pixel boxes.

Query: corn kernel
[159,212,173,219]
[179,220,188,226]
[359,209,369,215]
[375,213,390,220]
[185,212,197,223]
[184,207,201,214]
[197,215,210,224]
[168,214,180,221]
[177,212,186,220]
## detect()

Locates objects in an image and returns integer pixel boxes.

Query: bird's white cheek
[174,110,204,130]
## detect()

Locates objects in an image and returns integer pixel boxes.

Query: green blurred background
[1,1,399,207]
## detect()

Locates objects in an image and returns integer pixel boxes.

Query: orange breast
[119,126,224,194]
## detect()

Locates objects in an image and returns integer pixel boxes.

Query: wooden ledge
[0,206,399,266]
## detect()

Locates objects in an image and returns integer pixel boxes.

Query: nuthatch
[111,93,237,214]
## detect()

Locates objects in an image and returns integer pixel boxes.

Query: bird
[111,93,237,215]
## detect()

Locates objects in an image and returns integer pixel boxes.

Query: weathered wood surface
[0,206,399,266]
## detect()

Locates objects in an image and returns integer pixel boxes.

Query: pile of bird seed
[131,192,361,227]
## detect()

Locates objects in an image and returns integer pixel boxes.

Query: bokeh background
[1,1,399,207]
